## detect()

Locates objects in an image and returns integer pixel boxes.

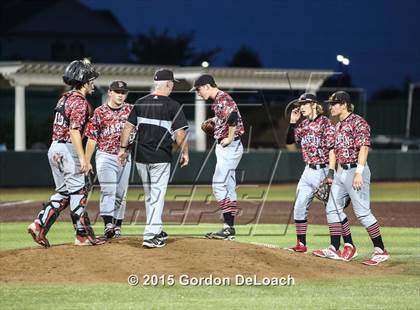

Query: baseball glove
[314,180,331,203]
[201,118,215,136]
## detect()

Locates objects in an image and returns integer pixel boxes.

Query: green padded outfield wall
[0,150,419,187]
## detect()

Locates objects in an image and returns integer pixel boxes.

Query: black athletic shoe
[205,227,236,240]
[104,223,115,239]
[142,236,166,248]
[157,231,168,241]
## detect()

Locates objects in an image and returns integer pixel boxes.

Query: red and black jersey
[295,115,335,165]
[334,113,371,164]
[85,102,133,155]
[52,91,92,142]
[212,91,245,140]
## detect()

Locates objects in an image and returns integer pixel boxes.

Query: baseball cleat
[362,247,389,266]
[312,245,343,260]
[27,221,50,248]
[142,236,166,248]
[104,223,115,239]
[342,243,358,261]
[114,226,121,238]
[286,241,307,253]
[205,227,235,240]
[157,231,168,241]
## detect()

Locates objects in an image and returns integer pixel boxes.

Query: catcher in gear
[285,93,355,253]
[27,59,104,247]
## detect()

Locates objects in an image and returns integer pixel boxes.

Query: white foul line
[0,200,34,208]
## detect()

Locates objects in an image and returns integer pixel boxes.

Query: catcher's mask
[63,59,99,87]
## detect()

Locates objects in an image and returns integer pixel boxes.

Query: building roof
[0,61,334,91]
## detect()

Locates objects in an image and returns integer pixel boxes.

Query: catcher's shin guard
[75,212,105,245]
[34,197,70,247]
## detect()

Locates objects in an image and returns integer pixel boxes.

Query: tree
[227,45,262,67]
[131,29,220,66]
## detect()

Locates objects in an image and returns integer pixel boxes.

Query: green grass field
[1,182,419,309]
[1,222,419,309]
[1,181,419,202]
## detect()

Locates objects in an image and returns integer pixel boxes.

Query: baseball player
[85,81,133,239]
[27,59,104,247]
[313,91,389,265]
[191,74,245,240]
[118,68,189,248]
[284,93,354,252]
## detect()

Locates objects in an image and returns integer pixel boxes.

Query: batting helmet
[63,59,99,87]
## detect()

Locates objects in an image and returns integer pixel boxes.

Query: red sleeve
[67,97,88,130]
[215,94,237,121]
[324,118,336,150]
[354,118,371,147]
[294,123,303,144]
[84,110,100,141]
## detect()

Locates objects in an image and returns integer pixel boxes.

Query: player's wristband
[356,164,365,174]
[120,145,128,149]
[327,169,335,179]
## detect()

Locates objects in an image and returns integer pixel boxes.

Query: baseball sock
[102,215,113,226]
[295,220,307,245]
[341,217,353,245]
[328,222,342,251]
[220,198,235,227]
[366,222,385,250]
[223,212,235,228]
[115,219,123,227]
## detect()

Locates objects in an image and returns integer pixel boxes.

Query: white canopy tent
[0,61,334,151]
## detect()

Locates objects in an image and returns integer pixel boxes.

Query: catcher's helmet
[62,59,99,86]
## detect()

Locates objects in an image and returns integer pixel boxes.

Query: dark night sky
[82,0,420,95]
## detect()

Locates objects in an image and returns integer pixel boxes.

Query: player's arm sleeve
[171,101,189,132]
[291,124,302,145]
[286,123,296,144]
[325,120,336,150]
[227,111,238,126]
[84,113,100,141]
[68,98,88,130]
[127,105,138,126]
[354,119,371,147]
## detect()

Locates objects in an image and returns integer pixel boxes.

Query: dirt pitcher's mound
[0,237,397,283]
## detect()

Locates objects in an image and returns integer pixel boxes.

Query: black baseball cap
[109,80,128,92]
[325,91,351,104]
[191,74,217,91]
[296,93,317,105]
[154,69,179,82]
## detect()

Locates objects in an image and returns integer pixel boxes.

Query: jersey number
[54,113,65,126]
